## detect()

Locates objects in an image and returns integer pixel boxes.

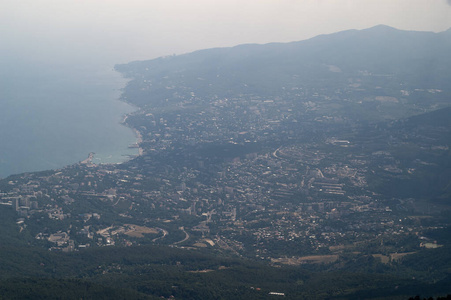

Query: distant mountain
[116,25,451,108]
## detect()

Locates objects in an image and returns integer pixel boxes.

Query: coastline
[72,69,143,168]
[79,70,143,168]
[121,114,144,157]
[0,64,141,178]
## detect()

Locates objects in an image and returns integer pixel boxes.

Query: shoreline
[84,113,143,167]
[0,66,142,179]
[81,71,143,168]
[121,114,144,157]
[78,76,143,168]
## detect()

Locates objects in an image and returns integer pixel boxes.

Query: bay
[0,59,138,178]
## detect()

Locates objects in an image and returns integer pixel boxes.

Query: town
[1,65,449,265]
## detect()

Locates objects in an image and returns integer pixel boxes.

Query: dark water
[0,60,138,178]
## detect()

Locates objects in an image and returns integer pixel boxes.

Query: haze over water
[0,58,138,178]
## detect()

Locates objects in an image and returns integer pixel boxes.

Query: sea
[0,59,139,179]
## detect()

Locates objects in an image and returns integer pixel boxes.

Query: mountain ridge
[116,25,451,108]
[123,24,447,66]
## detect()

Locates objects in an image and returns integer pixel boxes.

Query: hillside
[116,25,451,109]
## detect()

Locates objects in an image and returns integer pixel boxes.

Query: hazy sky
[2,0,451,66]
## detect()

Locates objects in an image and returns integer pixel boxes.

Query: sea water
[0,59,138,178]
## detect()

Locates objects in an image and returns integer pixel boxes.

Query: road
[173,227,190,245]
[152,227,168,242]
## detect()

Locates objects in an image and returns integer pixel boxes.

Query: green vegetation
[0,242,450,299]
